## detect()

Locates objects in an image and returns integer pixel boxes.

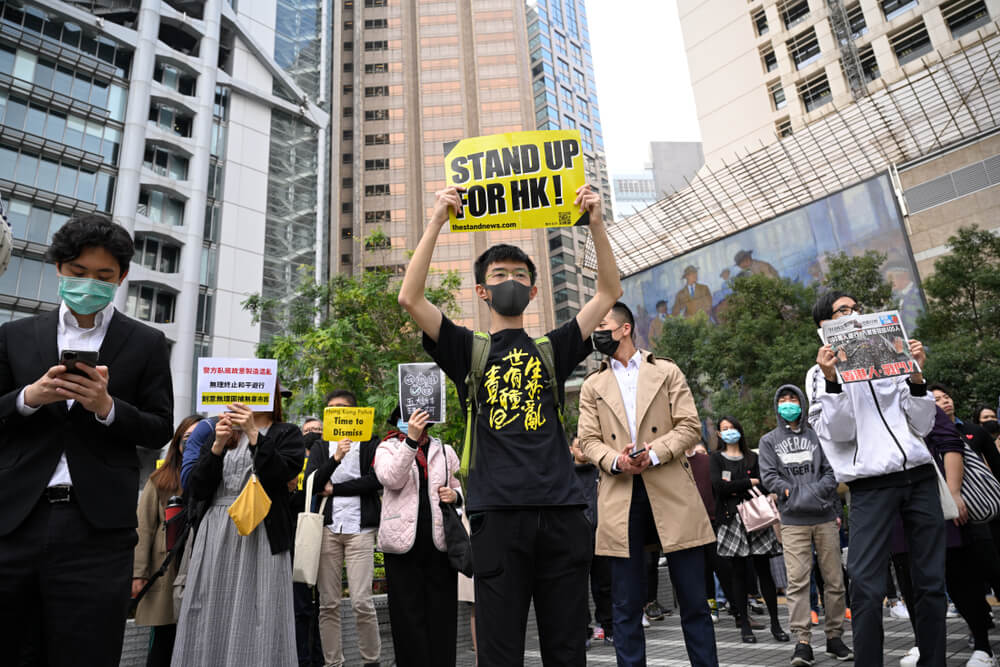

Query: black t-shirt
[423,313,593,511]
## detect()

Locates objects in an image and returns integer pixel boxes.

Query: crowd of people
[2,195,1000,667]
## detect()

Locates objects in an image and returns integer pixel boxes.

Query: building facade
[0,0,330,420]
[612,141,705,221]
[612,171,657,221]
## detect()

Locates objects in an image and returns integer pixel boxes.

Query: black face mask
[592,327,621,356]
[983,419,999,436]
[485,280,531,317]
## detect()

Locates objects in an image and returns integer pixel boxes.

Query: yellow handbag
[227,473,272,536]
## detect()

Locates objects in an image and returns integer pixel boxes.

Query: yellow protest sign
[444,129,587,232]
[323,407,375,442]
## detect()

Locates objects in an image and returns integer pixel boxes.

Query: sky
[584,0,702,176]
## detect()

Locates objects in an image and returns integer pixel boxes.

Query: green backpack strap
[461,331,491,478]
[533,336,564,428]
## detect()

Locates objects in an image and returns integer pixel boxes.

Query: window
[787,27,821,69]
[881,0,918,21]
[134,235,181,273]
[365,159,389,170]
[365,63,388,73]
[341,253,352,265]
[364,19,388,29]
[364,0,387,6]
[344,106,353,117]
[143,145,189,180]
[364,210,390,223]
[2,198,68,244]
[778,0,810,28]
[0,256,59,304]
[769,80,787,110]
[126,284,176,323]
[847,3,867,38]
[753,8,769,36]
[343,129,353,141]
[342,177,353,188]
[341,202,352,213]
[342,153,353,164]
[797,71,832,111]
[365,133,390,145]
[889,20,932,65]
[365,184,391,196]
[148,103,193,137]
[341,228,353,239]
[942,0,990,38]
[365,109,389,120]
[776,117,793,137]
[196,290,213,334]
[0,146,113,209]
[343,62,354,73]
[760,46,777,73]
[343,84,353,95]
[365,236,390,250]
[364,40,388,51]
[364,85,389,97]
[153,61,196,95]
[858,45,880,81]
[138,189,186,226]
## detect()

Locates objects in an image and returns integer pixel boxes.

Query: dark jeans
[848,471,946,667]
[590,552,613,635]
[610,477,717,667]
[471,507,591,667]
[384,536,457,667]
[0,496,135,667]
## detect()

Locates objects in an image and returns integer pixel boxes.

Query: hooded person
[759,385,852,665]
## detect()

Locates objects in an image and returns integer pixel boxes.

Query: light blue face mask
[396,419,409,435]
[719,428,741,444]
[59,276,117,315]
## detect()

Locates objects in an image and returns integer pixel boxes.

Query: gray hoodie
[758,384,839,526]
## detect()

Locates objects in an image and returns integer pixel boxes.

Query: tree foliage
[244,265,467,448]
[916,226,1000,413]
[823,250,892,311]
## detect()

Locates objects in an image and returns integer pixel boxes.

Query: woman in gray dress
[171,395,305,666]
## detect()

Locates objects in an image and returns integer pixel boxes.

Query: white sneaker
[967,650,998,667]
[900,647,919,667]
[642,614,650,628]
[948,603,961,618]
[890,600,911,620]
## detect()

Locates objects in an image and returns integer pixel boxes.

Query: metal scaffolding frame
[593,23,1000,278]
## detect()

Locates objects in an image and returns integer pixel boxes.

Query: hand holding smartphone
[60,349,99,375]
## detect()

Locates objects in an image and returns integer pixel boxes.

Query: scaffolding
[593,23,1000,278]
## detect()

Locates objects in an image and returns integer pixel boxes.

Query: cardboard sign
[444,129,588,232]
[197,358,277,413]
[398,362,446,423]
[323,407,375,442]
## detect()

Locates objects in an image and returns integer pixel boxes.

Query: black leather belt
[43,485,74,503]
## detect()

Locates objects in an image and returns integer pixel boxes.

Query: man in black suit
[0,214,173,665]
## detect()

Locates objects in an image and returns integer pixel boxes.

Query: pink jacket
[374,435,463,554]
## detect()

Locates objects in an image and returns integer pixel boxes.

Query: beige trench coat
[578,351,715,558]
[133,477,179,627]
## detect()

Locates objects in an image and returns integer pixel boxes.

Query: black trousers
[384,537,457,667]
[471,507,591,666]
[0,495,135,667]
[292,582,322,667]
[145,624,176,667]
[848,472,946,667]
[590,552,613,635]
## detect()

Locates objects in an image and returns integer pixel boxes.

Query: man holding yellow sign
[304,390,383,667]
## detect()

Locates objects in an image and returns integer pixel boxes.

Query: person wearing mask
[172,395,305,666]
[374,408,463,667]
[305,389,383,667]
[806,291,940,667]
[710,416,788,645]
[570,434,613,647]
[972,406,1000,453]
[578,303,718,667]
[301,417,322,436]
[758,386,852,665]
[0,214,174,663]
[133,415,203,667]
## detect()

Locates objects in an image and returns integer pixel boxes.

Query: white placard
[196,357,278,413]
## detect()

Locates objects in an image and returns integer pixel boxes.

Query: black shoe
[825,636,853,661]
[644,600,666,621]
[791,642,814,666]
[771,625,790,642]
[742,630,758,644]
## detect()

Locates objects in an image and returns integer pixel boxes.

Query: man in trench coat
[579,302,718,667]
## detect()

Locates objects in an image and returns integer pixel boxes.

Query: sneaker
[948,603,960,618]
[967,650,998,667]
[845,607,852,620]
[791,642,815,666]
[811,610,820,625]
[641,614,650,628]
[710,607,719,623]
[591,626,605,641]
[890,601,910,620]
[825,637,853,661]
[900,646,919,667]
[644,600,666,621]
[604,635,615,646]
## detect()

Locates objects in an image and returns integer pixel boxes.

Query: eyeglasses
[833,304,863,317]
[488,269,531,282]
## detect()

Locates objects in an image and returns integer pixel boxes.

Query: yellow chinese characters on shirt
[484,348,547,432]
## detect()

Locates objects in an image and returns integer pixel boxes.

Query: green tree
[821,250,892,310]
[244,264,467,448]
[916,226,1000,411]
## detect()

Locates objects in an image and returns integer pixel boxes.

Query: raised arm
[398,187,463,343]
[574,185,622,340]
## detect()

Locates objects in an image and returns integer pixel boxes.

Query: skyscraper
[332,0,556,334]
[0,0,330,417]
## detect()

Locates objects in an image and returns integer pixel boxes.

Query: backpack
[460,333,563,477]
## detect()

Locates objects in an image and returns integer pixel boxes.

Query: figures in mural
[886,263,922,325]
[734,249,779,279]
[647,299,669,344]
[671,265,713,319]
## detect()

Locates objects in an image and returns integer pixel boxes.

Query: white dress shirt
[327,441,373,535]
[16,302,117,487]
[610,350,660,469]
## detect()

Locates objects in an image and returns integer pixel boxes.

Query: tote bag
[293,472,329,585]
[737,486,780,533]
[960,443,1000,523]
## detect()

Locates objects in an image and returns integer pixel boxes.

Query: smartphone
[628,446,647,459]
[60,349,99,375]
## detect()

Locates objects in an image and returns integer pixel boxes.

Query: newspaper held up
[819,310,919,384]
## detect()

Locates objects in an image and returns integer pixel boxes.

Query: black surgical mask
[592,327,621,356]
[485,280,531,317]
[983,420,999,436]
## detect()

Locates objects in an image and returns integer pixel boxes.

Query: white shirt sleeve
[95,401,116,425]
[16,388,40,416]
